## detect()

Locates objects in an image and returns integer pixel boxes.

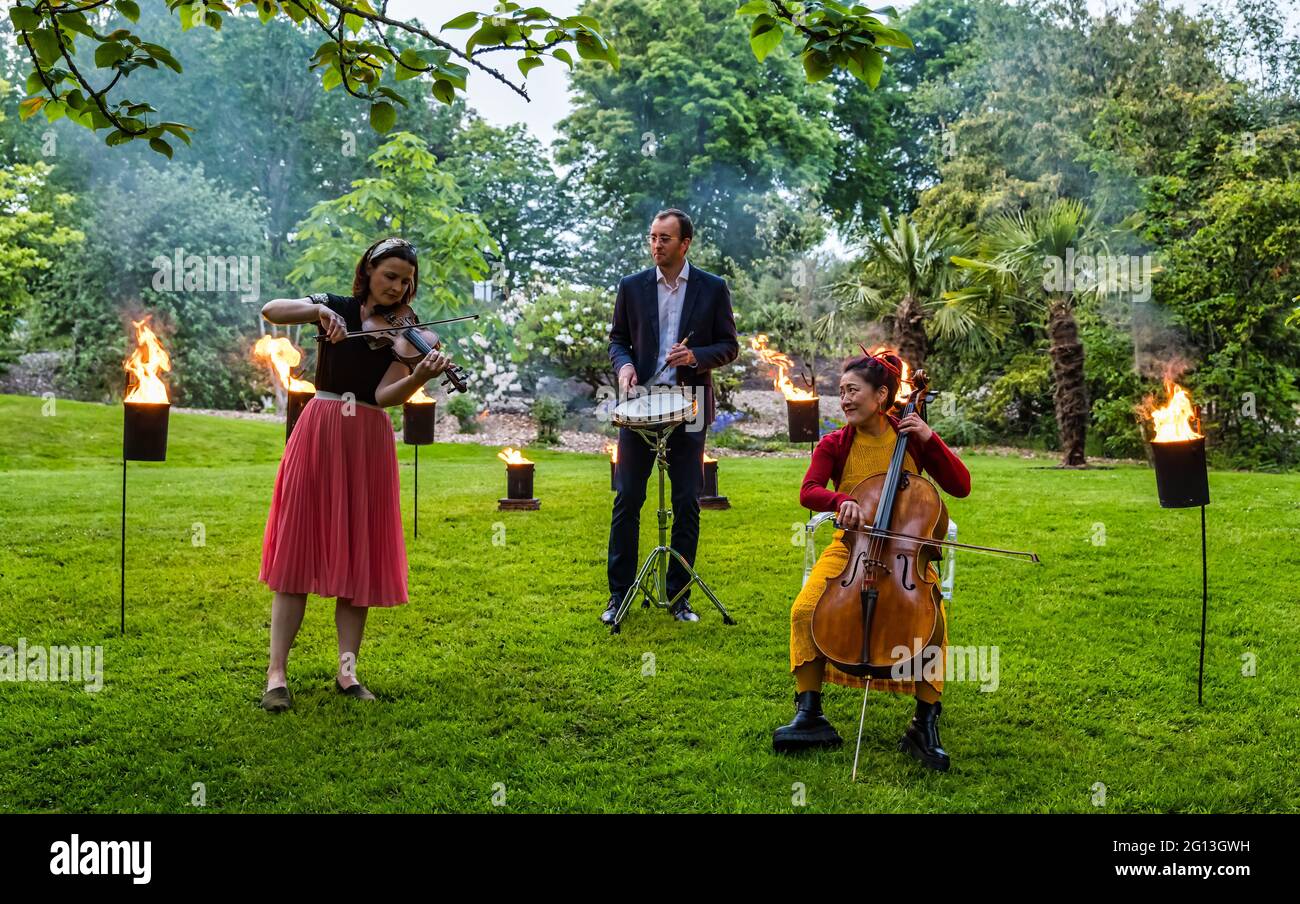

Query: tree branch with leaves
[737,0,912,87]
[10,0,619,156]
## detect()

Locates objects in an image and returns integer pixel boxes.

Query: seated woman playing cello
[774,349,970,771]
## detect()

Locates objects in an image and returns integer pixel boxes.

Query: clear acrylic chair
[802,511,957,605]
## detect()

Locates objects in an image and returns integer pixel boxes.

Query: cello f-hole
[896,553,915,591]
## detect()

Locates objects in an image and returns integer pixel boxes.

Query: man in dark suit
[601,209,740,624]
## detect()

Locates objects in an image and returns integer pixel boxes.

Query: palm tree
[819,209,998,370]
[947,198,1108,467]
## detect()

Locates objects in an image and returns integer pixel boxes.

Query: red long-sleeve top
[800,417,971,512]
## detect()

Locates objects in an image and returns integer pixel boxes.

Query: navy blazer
[608,263,740,426]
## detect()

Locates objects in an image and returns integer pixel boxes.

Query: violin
[315,301,473,395]
[810,369,1039,682]
[363,302,471,394]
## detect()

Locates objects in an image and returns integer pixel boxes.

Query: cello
[809,367,1039,777]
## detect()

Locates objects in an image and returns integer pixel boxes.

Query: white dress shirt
[653,260,690,385]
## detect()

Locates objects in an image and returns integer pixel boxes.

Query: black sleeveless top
[312,294,405,406]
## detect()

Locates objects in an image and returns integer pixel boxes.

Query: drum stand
[610,420,735,633]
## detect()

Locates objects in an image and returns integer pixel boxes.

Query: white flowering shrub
[513,286,614,394]
[452,305,523,406]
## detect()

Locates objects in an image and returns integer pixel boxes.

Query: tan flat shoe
[335,679,376,701]
[261,686,292,713]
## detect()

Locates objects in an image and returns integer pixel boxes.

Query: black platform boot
[772,691,843,753]
[898,699,950,772]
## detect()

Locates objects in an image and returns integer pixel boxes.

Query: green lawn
[1,394,1297,813]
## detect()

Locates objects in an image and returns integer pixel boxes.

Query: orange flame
[123,317,171,404]
[497,447,533,465]
[1143,381,1203,442]
[703,452,718,463]
[868,345,913,406]
[408,385,435,405]
[253,335,315,393]
[476,404,491,422]
[750,334,817,401]
[606,441,618,463]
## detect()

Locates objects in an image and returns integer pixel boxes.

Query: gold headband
[368,238,415,262]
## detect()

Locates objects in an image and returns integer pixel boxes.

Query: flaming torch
[698,451,730,510]
[750,334,819,444]
[253,335,315,442]
[497,447,540,511]
[403,386,437,538]
[1143,381,1209,509]
[121,317,171,634]
[607,441,618,492]
[1141,379,1211,704]
[123,317,171,461]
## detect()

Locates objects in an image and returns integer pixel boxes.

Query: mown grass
[1,394,1297,813]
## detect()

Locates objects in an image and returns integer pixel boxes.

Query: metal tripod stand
[609,421,735,633]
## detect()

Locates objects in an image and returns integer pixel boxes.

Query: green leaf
[160,121,193,145]
[58,12,95,37]
[149,136,174,159]
[141,43,183,73]
[802,49,834,82]
[860,47,883,87]
[466,23,507,55]
[736,0,769,14]
[442,12,480,30]
[396,49,425,81]
[369,101,396,133]
[95,42,130,69]
[865,23,912,49]
[517,56,544,77]
[106,129,133,146]
[9,7,41,31]
[42,99,66,123]
[749,15,783,62]
[552,47,573,68]
[30,29,61,66]
[321,66,342,91]
[431,79,455,105]
[115,0,141,23]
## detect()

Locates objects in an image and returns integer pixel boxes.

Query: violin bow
[832,523,1041,564]
[314,313,481,341]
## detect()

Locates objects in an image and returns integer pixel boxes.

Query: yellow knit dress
[790,426,947,695]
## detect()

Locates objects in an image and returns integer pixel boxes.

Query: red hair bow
[857,344,901,377]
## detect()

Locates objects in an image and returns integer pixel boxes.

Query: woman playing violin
[774,350,971,771]
[256,237,451,712]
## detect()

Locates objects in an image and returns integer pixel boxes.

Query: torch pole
[120,457,126,636]
[1198,504,1208,706]
[414,445,419,540]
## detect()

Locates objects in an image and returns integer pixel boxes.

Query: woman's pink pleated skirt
[259,397,408,607]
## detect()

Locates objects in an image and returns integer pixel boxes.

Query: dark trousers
[607,422,707,603]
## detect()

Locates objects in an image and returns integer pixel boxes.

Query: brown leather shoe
[335,679,376,700]
[261,686,292,713]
